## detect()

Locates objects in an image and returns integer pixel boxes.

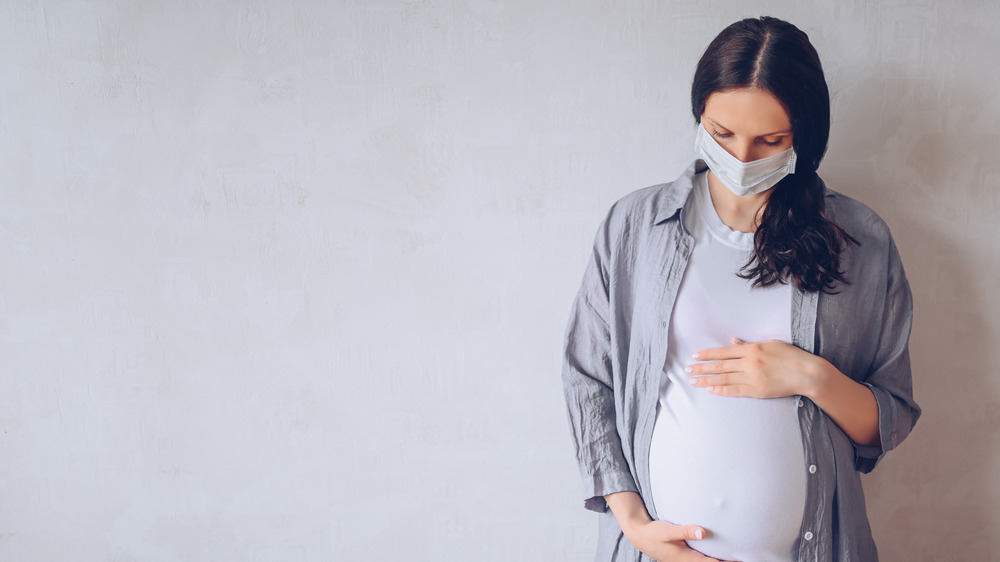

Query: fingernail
[694,528,704,539]
[705,386,715,392]
[685,366,693,374]
[689,377,699,386]
[691,352,701,360]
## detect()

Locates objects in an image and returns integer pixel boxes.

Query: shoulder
[599,163,701,236]
[823,186,894,249]
[602,183,669,230]
[822,185,908,286]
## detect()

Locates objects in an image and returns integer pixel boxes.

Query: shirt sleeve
[562,218,639,512]
[854,236,921,473]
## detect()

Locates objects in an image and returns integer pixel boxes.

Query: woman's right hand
[604,492,734,562]
[623,519,732,562]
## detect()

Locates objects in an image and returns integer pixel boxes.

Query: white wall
[1,1,996,560]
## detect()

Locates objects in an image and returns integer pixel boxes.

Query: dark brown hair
[691,16,857,293]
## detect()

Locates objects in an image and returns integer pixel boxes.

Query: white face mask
[695,123,797,197]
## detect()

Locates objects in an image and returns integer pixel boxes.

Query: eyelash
[710,128,785,147]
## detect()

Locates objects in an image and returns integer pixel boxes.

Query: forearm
[604,491,652,535]
[803,359,880,447]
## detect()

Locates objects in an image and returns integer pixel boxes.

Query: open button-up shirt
[562,161,920,561]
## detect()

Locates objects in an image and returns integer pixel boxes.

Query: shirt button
[804,531,814,541]
[798,398,804,407]
[809,464,817,474]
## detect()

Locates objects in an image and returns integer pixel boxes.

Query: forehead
[703,88,792,133]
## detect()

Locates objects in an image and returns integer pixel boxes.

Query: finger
[731,337,748,345]
[691,345,745,361]
[707,384,752,397]
[664,524,706,541]
[686,359,742,376]
[689,373,727,390]
[678,540,723,561]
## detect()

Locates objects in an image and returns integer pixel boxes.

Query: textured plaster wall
[0,1,996,560]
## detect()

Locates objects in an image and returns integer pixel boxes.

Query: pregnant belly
[648,395,807,562]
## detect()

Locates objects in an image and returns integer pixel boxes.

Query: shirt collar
[653,160,708,225]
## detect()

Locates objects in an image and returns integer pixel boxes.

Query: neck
[705,171,769,233]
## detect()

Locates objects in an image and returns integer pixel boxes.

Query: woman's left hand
[686,338,829,399]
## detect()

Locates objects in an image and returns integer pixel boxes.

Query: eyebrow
[704,116,792,137]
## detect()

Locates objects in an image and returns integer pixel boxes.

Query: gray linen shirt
[562,161,920,562]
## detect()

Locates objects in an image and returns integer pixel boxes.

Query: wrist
[799,355,834,400]
[618,512,652,539]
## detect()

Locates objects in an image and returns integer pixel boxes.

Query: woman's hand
[624,520,734,562]
[686,338,826,399]
[686,338,881,446]
[604,491,735,562]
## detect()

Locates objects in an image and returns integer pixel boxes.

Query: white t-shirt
[648,172,807,562]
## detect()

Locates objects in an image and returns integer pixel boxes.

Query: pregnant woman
[562,17,920,562]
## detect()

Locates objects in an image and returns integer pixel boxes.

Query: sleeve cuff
[581,470,639,513]
[853,382,892,473]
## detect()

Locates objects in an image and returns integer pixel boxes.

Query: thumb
[666,524,706,541]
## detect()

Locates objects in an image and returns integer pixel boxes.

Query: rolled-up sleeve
[854,236,921,472]
[562,220,638,512]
